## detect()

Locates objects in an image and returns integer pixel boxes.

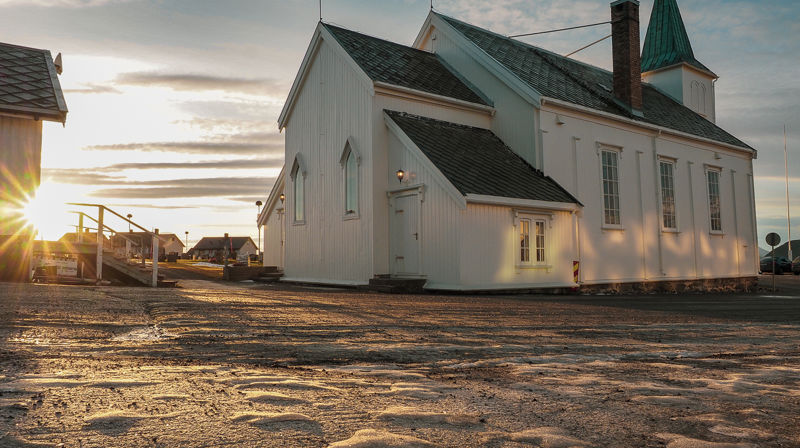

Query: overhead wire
[508,21,610,38]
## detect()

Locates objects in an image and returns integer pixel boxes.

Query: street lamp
[255,200,263,263]
[184,231,189,255]
[126,213,132,232]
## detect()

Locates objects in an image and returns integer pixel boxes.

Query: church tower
[641,0,717,122]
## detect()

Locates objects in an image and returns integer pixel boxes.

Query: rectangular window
[519,217,546,265]
[659,160,677,229]
[706,169,721,232]
[535,220,545,263]
[294,175,304,223]
[601,150,620,225]
[520,219,530,263]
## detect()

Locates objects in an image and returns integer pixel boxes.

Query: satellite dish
[54,53,63,75]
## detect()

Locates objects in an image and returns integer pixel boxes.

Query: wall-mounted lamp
[279,193,285,203]
[396,169,405,183]
[555,114,565,125]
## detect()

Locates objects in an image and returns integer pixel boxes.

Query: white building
[259,0,758,291]
[0,42,67,282]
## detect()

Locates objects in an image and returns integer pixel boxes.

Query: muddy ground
[0,277,798,447]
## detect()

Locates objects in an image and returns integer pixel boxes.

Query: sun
[17,182,73,241]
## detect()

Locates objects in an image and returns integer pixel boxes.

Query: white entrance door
[391,193,420,276]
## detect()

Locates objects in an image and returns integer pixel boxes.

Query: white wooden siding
[539,108,757,283]
[421,25,539,168]
[386,131,461,286]
[262,207,284,269]
[0,115,42,236]
[282,39,374,285]
[457,204,576,289]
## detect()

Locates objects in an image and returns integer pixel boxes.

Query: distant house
[190,237,257,261]
[260,0,758,290]
[59,232,111,250]
[0,42,68,281]
[111,232,185,258]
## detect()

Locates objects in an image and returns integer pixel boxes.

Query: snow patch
[112,325,176,342]
[232,412,314,424]
[328,429,435,447]
[656,433,756,448]
[506,427,591,447]
[245,391,309,404]
[375,406,480,427]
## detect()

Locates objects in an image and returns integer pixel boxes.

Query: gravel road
[0,279,798,447]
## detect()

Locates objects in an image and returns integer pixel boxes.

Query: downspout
[636,150,647,280]
[731,169,741,276]
[652,135,665,277]
[688,161,699,278]
[573,210,582,283]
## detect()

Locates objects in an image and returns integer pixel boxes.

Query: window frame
[339,139,361,220]
[290,155,306,225]
[658,158,678,232]
[705,167,723,234]
[516,212,549,269]
[599,147,623,229]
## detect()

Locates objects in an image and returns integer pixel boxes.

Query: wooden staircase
[102,252,177,287]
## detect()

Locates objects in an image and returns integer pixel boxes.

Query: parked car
[760,256,793,274]
[793,257,800,275]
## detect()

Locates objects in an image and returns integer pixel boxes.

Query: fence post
[96,207,104,283]
[152,229,159,288]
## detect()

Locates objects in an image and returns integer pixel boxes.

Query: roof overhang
[540,97,755,157]
[258,165,286,227]
[373,81,494,116]
[642,61,718,80]
[465,194,581,212]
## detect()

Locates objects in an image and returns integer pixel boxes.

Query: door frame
[388,185,425,277]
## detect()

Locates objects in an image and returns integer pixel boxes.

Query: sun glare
[18,182,73,241]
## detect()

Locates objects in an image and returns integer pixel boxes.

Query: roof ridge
[436,13,630,117]
[322,22,433,57]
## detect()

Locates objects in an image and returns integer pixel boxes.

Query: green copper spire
[641,0,714,75]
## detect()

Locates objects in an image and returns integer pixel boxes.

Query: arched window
[339,139,361,217]
[290,154,306,224]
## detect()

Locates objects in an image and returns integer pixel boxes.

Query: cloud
[115,72,286,95]
[86,140,282,155]
[90,176,276,199]
[63,83,121,94]
[0,0,128,6]
[100,156,283,171]
[106,203,199,210]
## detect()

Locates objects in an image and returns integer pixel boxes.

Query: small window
[290,156,305,224]
[659,160,677,229]
[706,169,722,232]
[535,220,545,263]
[339,140,361,218]
[519,217,546,265]
[520,219,530,263]
[601,150,621,225]
[345,149,358,214]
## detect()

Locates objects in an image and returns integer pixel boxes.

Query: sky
[1,0,798,250]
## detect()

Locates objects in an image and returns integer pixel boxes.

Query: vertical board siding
[429,28,538,168]
[283,40,373,284]
[0,116,42,236]
[262,208,284,269]
[459,204,575,288]
[540,109,757,283]
[385,131,461,285]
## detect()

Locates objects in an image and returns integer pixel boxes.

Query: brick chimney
[611,0,642,113]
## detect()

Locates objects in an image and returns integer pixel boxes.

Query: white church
[258,0,758,291]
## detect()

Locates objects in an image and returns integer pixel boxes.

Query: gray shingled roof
[0,42,67,122]
[324,23,489,106]
[386,111,579,205]
[438,14,751,150]
[192,237,255,251]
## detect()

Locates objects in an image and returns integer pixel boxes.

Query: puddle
[112,325,176,342]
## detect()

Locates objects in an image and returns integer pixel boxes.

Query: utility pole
[786,125,793,261]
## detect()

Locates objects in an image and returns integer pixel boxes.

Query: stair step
[368,277,426,294]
